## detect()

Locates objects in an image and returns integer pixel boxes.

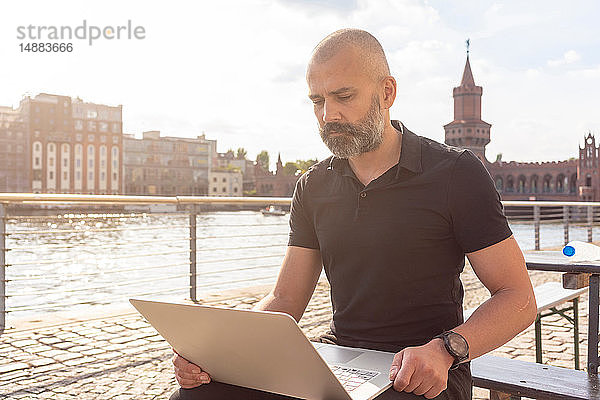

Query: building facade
[208,170,243,196]
[0,106,28,192]
[445,56,591,201]
[17,93,123,194]
[253,154,298,197]
[123,131,215,196]
[213,150,256,194]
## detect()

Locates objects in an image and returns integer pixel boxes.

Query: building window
[99,123,108,133]
[35,157,40,167]
[234,187,238,193]
[75,120,83,131]
[112,123,120,133]
[49,157,54,166]
[495,178,504,191]
[101,172,105,180]
[49,143,55,152]
[112,136,119,144]
[88,145,94,155]
[76,134,83,141]
[222,178,226,183]
[89,160,93,168]
[76,159,81,167]
[113,172,117,180]
[100,135,107,142]
[35,143,40,151]
[213,177,217,182]
[88,121,97,132]
[213,187,217,192]
[63,158,67,167]
[63,172,68,180]
[88,134,95,142]
[49,171,54,179]
[222,187,226,193]
[89,172,93,180]
[76,171,81,180]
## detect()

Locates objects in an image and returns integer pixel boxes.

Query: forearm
[453,286,537,360]
[252,246,322,322]
[253,291,305,322]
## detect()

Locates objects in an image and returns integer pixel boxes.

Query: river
[4,211,599,317]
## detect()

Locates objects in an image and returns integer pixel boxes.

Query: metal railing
[0,194,291,333]
[2,194,600,334]
[502,201,600,250]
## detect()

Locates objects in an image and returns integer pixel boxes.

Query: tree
[295,158,318,174]
[256,150,270,171]
[281,158,319,176]
[283,162,300,176]
[236,147,248,160]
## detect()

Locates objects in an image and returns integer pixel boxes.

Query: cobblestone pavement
[0,264,587,400]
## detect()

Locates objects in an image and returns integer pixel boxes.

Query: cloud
[548,50,581,67]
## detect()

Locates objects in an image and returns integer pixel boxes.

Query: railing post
[0,203,5,334]
[588,205,594,243]
[189,210,197,303]
[563,205,569,246]
[534,205,540,251]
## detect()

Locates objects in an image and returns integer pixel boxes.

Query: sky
[1,0,599,169]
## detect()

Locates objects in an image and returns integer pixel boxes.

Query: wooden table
[526,251,600,374]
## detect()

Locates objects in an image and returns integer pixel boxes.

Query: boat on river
[261,205,286,216]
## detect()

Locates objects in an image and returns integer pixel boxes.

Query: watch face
[448,333,469,357]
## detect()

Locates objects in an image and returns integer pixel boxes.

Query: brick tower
[444,46,492,162]
[578,132,599,201]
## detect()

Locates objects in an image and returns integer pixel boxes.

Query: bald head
[309,29,390,82]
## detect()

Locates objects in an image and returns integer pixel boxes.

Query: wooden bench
[465,282,587,369]
[471,354,600,399]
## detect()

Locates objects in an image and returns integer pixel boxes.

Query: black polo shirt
[288,120,512,351]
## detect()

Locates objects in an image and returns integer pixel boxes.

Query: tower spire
[461,40,475,87]
[443,40,491,163]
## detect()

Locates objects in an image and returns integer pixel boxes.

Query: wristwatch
[434,331,469,370]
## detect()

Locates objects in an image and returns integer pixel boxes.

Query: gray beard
[319,96,385,158]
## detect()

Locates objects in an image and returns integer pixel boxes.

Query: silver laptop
[130,299,395,400]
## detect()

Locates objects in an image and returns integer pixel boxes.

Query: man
[170,29,537,399]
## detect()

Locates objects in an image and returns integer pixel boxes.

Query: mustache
[321,122,359,136]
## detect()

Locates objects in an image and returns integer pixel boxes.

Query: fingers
[392,353,415,393]
[171,353,211,389]
[389,351,403,381]
[422,384,447,399]
[391,349,447,399]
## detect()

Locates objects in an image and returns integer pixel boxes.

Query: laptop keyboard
[330,365,379,392]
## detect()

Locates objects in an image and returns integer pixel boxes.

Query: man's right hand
[172,352,211,389]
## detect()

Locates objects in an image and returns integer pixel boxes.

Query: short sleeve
[448,150,512,253]
[288,172,320,249]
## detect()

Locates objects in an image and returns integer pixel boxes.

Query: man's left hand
[388,338,454,399]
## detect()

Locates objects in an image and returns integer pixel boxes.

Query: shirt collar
[393,120,423,175]
[327,120,423,178]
